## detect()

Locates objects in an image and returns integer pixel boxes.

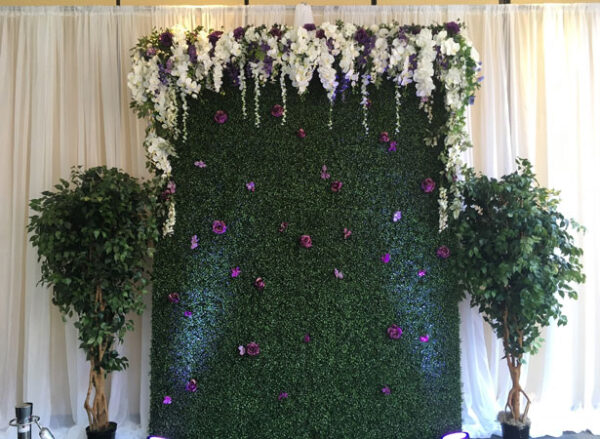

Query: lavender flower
[194,160,206,168]
[186,379,198,392]
[278,392,289,401]
[246,181,255,192]
[381,387,391,395]
[162,395,172,404]
[231,266,241,278]
[393,211,402,222]
[418,269,427,278]
[190,235,199,250]
[381,253,391,264]
[420,334,430,343]
[388,141,397,152]
[184,310,192,317]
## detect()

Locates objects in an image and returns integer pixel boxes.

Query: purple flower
[343,228,352,239]
[246,342,260,356]
[238,345,246,356]
[186,379,198,392]
[269,26,282,39]
[436,245,451,259]
[188,44,198,64]
[387,324,403,340]
[194,160,207,168]
[231,266,241,278]
[354,27,370,46]
[393,211,402,222]
[279,222,289,232]
[159,31,173,48]
[303,23,317,32]
[214,110,228,124]
[420,334,430,343]
[299,235,313,249]
[184,310,192,317]
[233,26,246,41]
[334,268,344,279]
[162,395,172,405]
[254,277,265,292]
[297,128,306,139]
[145,47,157,58]
[320,165,330,180]
[316,29,326,39]
[303,333,311,343]
[271,104,284,118]
[208,30,223,46]
[190,235,199,250]
[167,292,180,304]
[381,387,391,395]
[445,21,461,36]
[418,269,427,278]
[246,181,255,192]
[278,392,289,401]
[379,131,390,143]
[166,180,176,194]
[212,220,227,234]
[388,141,397,152]
[331,181,343,193]
[381,253,391,264]
[421,178,436,193]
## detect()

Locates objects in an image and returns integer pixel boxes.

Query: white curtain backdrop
[0,4,598,439]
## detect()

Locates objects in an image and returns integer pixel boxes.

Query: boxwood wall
[150,79,462,439]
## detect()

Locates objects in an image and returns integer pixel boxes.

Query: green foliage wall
[150,79,462,438]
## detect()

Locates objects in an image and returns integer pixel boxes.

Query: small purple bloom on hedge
[393,211,402,222]
[231,266,241,278]
[212,220,227,234]
[214,110,228,124]
[159,31,173,48]
[381,387,391,395]
[299,235,313,249]
[246,342,260,356]
[238,345,246,356]
[387,324,403,339]
[194,160,206,168]
[436,245,451,259]
[278,392,289,401]
[334,268,344,279]
[246,181,255,192]
[254,277,265,292]
[421,178,436,193]
[233,26,245,41]
[379,131,390,143]
[208,30,223,46]
[388,141,397,152]
[186,379,198,392]
[381,253,391,264]
[320,165,330,180]
[190,235,199,250]
[297,128,306,138]
[343,228,352,239]
[418,269,427,278]
[167,292,180,304]
[303,333,311,343]
[331,181,343,192]
[271,104,284,118]
[316,29,326,39]
[279,222,288,232]
[184,310,192,317]
[445,21,461,36]
[303,23,316,31]
[162,395,172,405]
[420,334,430,343]
[166,180,176,194]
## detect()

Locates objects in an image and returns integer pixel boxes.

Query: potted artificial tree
[452,159,585,439]
[28,166,158,439]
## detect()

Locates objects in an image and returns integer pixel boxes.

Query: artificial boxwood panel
[150,79,462,439]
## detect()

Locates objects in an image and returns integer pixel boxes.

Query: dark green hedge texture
[150,79,462,439]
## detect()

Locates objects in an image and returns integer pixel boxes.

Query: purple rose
[436,245,451,259]
[186,379,197,392]
[387,324,403,340]
[254,277,265,292]
[246,342,260,356]
[233,26,246,41]
[331,181,343,193]
[214,110,228,124]
[303,333,311,343]
[303,23,316,32]
[316,29,326,39]
[159,31,173,48]
[297,128,306,139]
[212,220,227,234]
[269,26,282,39]
[168,292,180,304]
[379,131,390,143]
[271,104,284,118]
[208,30,223,46]
[238,345,246,356]
[445,21,461,36]
[278,392,289,401]
[421,178,436,193]
[354,27,370,46]
[299,234,313,249]
[381,387,391,395]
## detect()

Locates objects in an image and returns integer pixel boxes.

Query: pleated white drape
[0,5,598,439]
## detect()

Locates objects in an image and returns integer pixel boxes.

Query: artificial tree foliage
[452,158,585,425]
[28,166,158,432]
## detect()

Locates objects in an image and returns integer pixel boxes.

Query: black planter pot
[501,422,530,439]
[86,422,117,439]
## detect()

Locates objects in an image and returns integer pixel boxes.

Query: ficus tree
[452,158,585,424]
[28,166,159,432]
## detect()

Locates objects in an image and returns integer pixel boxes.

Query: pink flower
[334,268,344,279]
[184,310,192,317]
[278,392,289,401]
[388,141,397,152]
[162,396,172,405]
[246,342,260,356]
[331,180,343,192]
[254,277,265,292]
[320,165,330,180]
[168,292,180,304]
[436,245,451,259]
[231,266,241,278]
[214,110,228,124]
[393,211,402,222]
[299,235,313,249]
[379,132,390,143]
[279,222,288,232]
[297,128,306,138]
[194,160,207,168]
[303,333,311,343]
[212,220,227,234]
[343,228,352,239]
[186,379,197,392]
[238,345,246,356]
[381,253,391,264]
[246,181,255,192]
[387,324,403,340]
[418,269,427,278]
[381,387,391,395]
[190,235,199,250]
[420,334,430,343]
[271,104,284,118]
[421,178,436,193]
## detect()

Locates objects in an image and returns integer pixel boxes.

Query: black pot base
[86,422,117,439]
[501,422,530,439]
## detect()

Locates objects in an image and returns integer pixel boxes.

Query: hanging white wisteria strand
[394,84,401,135]
[128,21,482,235]
[280,73,287,125]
